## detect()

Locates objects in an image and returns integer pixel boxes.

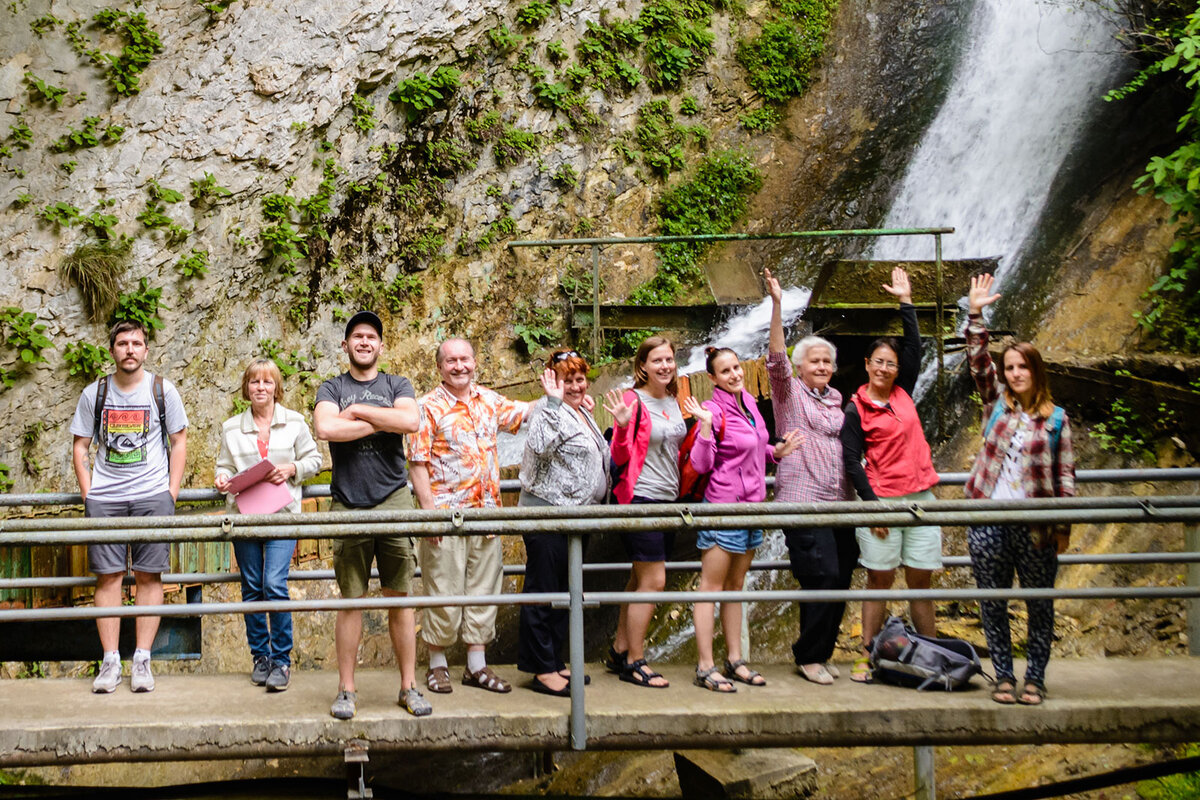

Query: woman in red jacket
[602,335,686,688]
[839,267,942,683]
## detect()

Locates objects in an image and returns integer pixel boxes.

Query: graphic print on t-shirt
[103,406,151,466]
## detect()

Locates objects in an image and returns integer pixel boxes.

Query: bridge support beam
[1189,523,1200,658]
[568,532,587,750]
[914,745,936,800]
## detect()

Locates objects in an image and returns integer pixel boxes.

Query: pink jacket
[609,389,656,504]
[690,387,775,503]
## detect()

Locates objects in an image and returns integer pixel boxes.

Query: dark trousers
[968,524,1058,686]
[517,532,568,674]
[785,527,859,664]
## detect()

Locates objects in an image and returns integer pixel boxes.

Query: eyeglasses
[868,358,899,371]
[550,350,581,364]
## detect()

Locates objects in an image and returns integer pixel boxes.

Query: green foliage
[9,120,33,148]
[351,93,377,133]
[12,193,33,209]
[551,163,578,189]
[425,138,476,176]
[388,66,461,121]
[385,274,424,312]
[30,14,61,36]
[494,125,541,167]
[63,341,111,382]
[299,159,337,222]
[532,82,599,132]
[737,0,837,103]
[634,100,689,177]
[148,181,184,204]
[60,238,130,321]
[20,422,44,477]
[465,109,503,143]
[516,0,555,27]
[513,303,557,354]
[51,116,123,152]
[632,150,762,305]
[190,172,231,206]
[1138,744,1200,799]
[640,0,714,91]
[24,72,67,107]
[576,19,646,93]
[547,40,569,64]
[39,202,82,228]
[60,159,78,175]
[111,277,166,336]
[92,10,163,97]
[260,222,306,272]
[137,182,188,241]
[0,307,54,365]
[83,210,118,239]
[261,193,296,222]
[0,462,12,493]
[175,248,209,279]
[488,24,523,54]
[258,338,311,378]
[199,0,235,22]
[740,105,782,131]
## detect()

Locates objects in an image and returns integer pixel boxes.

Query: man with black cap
[314,310,430,719]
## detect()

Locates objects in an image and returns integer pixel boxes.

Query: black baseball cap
[344,311,383,340]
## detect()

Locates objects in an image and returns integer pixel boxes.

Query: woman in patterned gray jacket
[517,349,610,696]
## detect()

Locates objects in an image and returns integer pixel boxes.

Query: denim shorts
[697,528,763,555]
[855,489,943,571]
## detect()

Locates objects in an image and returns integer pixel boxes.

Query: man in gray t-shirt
[70,320,188,695]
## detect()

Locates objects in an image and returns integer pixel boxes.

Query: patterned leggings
[967,524,1058,686]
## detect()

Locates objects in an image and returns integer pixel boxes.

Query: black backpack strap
[153,374,169,454]
[91,375,109,446]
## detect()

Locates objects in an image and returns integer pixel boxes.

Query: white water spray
[677,287,812,375]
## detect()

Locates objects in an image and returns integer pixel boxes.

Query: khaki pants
[418,535,502,647]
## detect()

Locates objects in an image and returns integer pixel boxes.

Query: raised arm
[765,268,786,356]
[883,267,921,395]
[966,273,1003,405]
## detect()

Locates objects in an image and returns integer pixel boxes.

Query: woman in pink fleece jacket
[684,347,801,692]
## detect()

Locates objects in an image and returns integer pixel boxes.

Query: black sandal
[695,665,736,693]
[723,658,766,686]
[1017,681,1046,706]
[605,645,628,674]
[620,658,669,688]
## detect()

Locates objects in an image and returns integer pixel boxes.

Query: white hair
[791,335,837,370]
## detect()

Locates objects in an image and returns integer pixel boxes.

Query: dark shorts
[85,490,175,575]
[331,485,416,597]
[620,496,675,563]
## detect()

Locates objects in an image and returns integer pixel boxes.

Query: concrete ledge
[2,658,1199,767]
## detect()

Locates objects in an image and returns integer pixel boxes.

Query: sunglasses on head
[550,350,581,364]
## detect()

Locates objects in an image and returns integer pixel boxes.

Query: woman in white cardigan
[215,359,322,691]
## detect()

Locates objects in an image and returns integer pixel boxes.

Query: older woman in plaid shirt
[965,274,1076,707]
[765,269,857,686]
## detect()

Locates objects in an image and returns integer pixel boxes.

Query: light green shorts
[331,485,416,597]
[856,489,943,571]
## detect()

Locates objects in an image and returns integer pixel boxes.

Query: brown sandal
[426,666,452,694]
[462,665,512,693]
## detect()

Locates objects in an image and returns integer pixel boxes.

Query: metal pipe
[568,532,586,751]
[915,745,937,800]
[2,468,1197,507]
[4,551,1200,591]
[934,232,946,441]
[2,586,1198,624]
[591,243,601,362]
[1189,523,1200,657]
[507,228,957,248]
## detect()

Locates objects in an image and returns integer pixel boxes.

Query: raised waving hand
[602,388,634,427]
[882,266,913,305]
[967,273,1002,315]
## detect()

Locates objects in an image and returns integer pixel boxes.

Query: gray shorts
[85,490,174,575]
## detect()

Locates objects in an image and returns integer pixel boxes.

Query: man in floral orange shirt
[410,338,530,694]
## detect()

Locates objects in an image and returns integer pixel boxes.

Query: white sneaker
[130,659,155,693]
[92,660,122,693]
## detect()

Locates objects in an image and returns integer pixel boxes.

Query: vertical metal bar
[914,745,936,800]
[591,245,601,363]
[933,233,946,440]
[567,532,587,750]
[1188,523,1200,657]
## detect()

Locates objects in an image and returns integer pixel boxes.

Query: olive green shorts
[331,485,416,598]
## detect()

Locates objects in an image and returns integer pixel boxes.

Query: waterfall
[677,287,812,375]
[870,0,1126,284]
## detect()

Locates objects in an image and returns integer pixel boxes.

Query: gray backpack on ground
[869,616,985,691]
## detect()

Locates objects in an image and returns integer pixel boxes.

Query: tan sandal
[462,665,512,693]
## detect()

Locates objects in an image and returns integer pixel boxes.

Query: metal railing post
[591,244,601,363]
[914,745,936,800]
[1189,523,1200,657]
[933,232,945,440]
[567,532,587,750]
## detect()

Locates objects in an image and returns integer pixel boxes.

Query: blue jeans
[233,538,296,666]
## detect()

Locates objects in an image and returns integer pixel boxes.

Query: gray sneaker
[92,660,122,693]
[130,659,155,693]
[265,662,290,692]
[400,686,432,717]
[331,689,357,720]
[251,655,271,686]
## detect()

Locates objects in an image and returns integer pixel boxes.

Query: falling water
[871,0,1126,281]
[677,287,812,375]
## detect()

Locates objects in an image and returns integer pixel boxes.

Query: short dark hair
[866,336,901,361]
[109,320,147,349]
[704,346,738,375]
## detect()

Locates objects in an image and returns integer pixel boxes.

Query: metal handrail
[1,468,1196,508]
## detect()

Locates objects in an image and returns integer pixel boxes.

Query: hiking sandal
[991,678,1017,705]
[604,645,628,674]
[426,666,453,694]
[723,658,766,686]
[1017,681,1046,706]
[462,665,512,693]
[695,665,736,693]
[850,656,873,684]
[620,658,669,688]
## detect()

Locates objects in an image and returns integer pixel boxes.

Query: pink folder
[227,459,293,514]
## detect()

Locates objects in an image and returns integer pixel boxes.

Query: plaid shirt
[766,351,851,503]
[963,316,1075,501]
[410,383,527,509]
